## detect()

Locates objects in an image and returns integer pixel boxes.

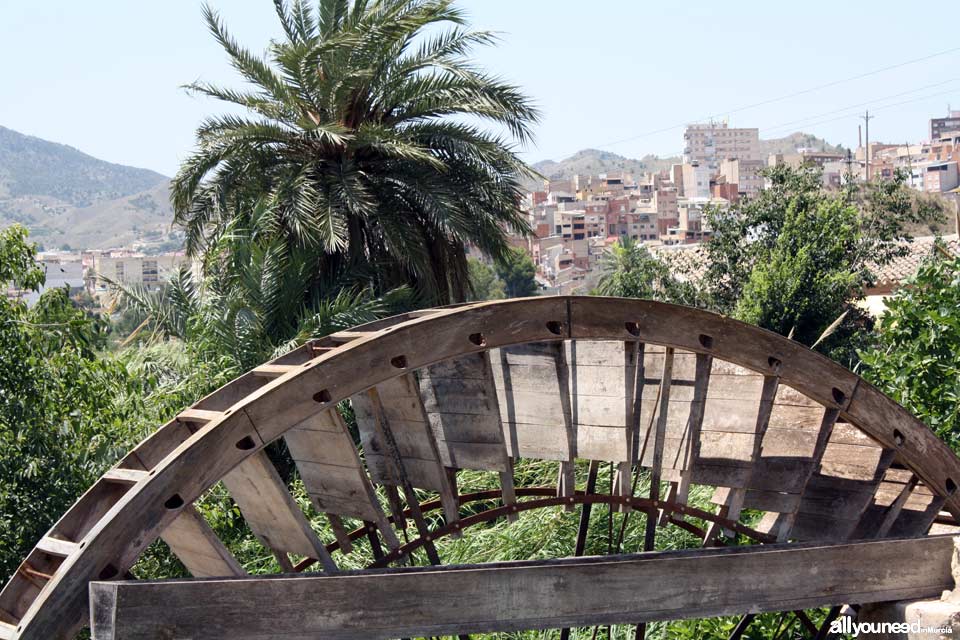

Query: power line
[553,45,960,157]
[758,78,960,136]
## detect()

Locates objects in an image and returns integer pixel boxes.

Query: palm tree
[173,0,540,305]
[108,225,412,374]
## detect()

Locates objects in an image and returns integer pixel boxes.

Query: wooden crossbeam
[101,468,149,485]
[250,364,298,378]
[175,409,224,424]
[35,537,78,559]
[90,536,955,640]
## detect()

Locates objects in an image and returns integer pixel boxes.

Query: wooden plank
[90,536,956,640]
[647,347,674,550]
[160,506,245,578]
[365,387,442,565]
[35,537,78,559]
[705,375,779,542]
[284,410,399,549]
[491,343,574,462]
[175,409,224,424]
[354,376,459,525]
[328,331,375,343]
[221,451,337,571]
[675,353,713,507]
[0,621,15,640]
[101,468,149,484]
[250,364,298,378]
[419,352,512,473]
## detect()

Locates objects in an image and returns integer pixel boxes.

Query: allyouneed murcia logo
[830,616,954,636]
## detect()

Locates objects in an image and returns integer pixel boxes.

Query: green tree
[110,225,411,374]
[467,257,505,301]
[173,0,539,305]
[733,196,861,350]
[700,166,940,315]
[495,246,538,298]
[689,166,942,360]
[596,237,699,303]
[0,226,154,580]
[859,243,960,449]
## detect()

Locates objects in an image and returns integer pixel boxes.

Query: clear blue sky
[2,1,958,177]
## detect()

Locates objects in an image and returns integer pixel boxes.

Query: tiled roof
[870,235,960,290]
[648,235,960,290]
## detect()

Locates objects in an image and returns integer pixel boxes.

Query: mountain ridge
[530,132,847,183]
[0,125,177,250]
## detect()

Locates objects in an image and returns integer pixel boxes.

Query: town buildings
[516,111,960,294]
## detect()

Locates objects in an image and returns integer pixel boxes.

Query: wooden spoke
[160,506,244,578]
[221,451,337,572]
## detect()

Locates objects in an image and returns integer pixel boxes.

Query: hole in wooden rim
[831,388,846,405]
[390,355,408,369]
[947,478,957,496]
[468,332,486,347]
[892,429,905,447]
[698,334,713,349]
[625,322,640,337]
[313,389,332,404]
[164,494,185,510]
[235,436,256,451]
[98,564,119,580]
[768,356,782,371]
[546,321,563,335]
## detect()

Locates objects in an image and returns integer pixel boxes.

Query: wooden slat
[90,536,955,640]
[284,409,400,550]
[35,537,78,558]
[768,407,840,541]
[0,621,15,640]
[250,364,299,378]
[647,347,674,550]
[491,343,574,464]
[419,352,512,474]
[328,331,375,343]
[221,451,337,571]
[353,375,459,525]
[674,353,713,508]
[101,468,149,484]
[176,409,224,424]
[160,506,244,578]
[365,387,442,565]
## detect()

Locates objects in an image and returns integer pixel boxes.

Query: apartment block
[931,110,960,141]
[683,122,761,171]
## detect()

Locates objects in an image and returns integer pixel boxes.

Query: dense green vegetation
[860,243,960,449]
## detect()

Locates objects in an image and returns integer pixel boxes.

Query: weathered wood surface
[159,506,244,578]
[8,296,960,640]
[89,536,955,640]
[419,353,512,473]
[221,451,336,571]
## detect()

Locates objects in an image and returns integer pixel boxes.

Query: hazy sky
[2,1,958,176]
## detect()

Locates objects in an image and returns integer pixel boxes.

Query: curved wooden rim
[7,296,960,639]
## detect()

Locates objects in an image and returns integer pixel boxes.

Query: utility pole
[861,111,874,181]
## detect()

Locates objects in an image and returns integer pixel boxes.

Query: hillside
[0,126,177,250]
[758,131,847,157]
[530,131,847,185]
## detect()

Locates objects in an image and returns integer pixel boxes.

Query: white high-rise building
[683,121,761,172]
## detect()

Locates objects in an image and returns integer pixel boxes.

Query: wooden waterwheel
[2,297,959,639]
